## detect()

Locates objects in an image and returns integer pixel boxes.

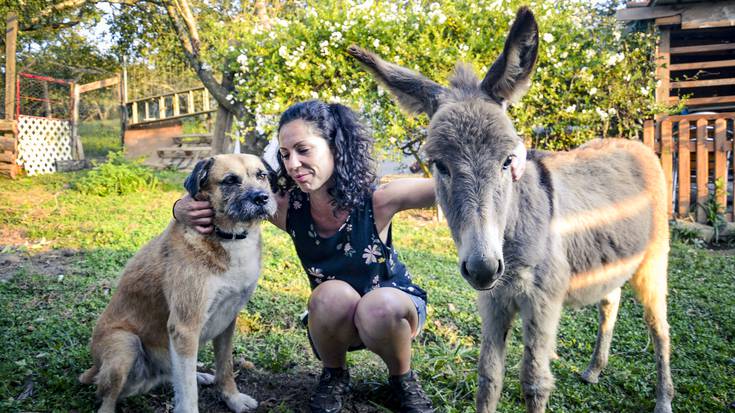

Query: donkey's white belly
[199,237,261,343]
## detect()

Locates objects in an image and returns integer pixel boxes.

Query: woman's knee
[354,288,417,334]
[308,280,360,319]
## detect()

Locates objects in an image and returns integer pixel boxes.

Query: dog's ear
[184,157,214,198]
[260,157,280,194]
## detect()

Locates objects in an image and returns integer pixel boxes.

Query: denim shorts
[302,291,428,361]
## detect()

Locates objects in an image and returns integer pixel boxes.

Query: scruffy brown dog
[79,154,276,413]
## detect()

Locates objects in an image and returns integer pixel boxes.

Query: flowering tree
[222,0,672,159]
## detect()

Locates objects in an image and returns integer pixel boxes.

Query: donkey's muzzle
[461,255,504,290]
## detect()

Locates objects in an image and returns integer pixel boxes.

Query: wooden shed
[618,1,735,223]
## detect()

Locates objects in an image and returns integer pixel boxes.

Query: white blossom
[542,33,555,43]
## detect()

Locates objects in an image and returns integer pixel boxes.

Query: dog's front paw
[224,392,257,413]
[196,372,215,385]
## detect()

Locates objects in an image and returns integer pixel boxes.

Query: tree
[4,0,261,154]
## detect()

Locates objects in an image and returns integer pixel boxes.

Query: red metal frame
[15,72,73,120]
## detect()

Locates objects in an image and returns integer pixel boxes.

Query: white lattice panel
[17,116,73,175]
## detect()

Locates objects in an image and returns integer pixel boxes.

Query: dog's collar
[214,227,248,240]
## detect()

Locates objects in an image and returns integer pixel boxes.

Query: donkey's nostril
[496,259,504,277]
[461,261,470,278]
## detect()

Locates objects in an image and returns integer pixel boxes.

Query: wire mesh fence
[17,73,72,119]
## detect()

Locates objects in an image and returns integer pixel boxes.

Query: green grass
[0,171,733,412]
[79,119,122,160]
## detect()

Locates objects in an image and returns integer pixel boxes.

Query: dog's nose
[253,193,269,206]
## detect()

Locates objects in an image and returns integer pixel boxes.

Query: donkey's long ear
[480,7,539,105]
[348,45,446,117]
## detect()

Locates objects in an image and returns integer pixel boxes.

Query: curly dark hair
[276,100,376,212]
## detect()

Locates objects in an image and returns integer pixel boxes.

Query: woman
[174,100,436,413]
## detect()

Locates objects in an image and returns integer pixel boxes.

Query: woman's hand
[173,194,215,234]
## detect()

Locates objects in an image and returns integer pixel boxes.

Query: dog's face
[184,154,277,227]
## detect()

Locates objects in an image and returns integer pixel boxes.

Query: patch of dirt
[120,367,399,413]
[0,247,82,282]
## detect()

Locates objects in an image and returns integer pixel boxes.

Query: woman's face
[278,119,335,193]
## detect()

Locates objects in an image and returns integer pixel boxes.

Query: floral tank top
[286,188,427,302]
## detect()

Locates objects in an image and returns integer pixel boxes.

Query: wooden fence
[125,86,216,126]
[643,113,734,223]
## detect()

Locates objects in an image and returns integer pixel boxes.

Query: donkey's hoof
[580,369,600,384]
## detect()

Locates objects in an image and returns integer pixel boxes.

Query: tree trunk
[212,103,234,154]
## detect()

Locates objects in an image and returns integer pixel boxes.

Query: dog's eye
[256,170,267,181]
[221,175,240,185]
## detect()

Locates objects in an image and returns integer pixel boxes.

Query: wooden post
[188,90,194,113]
[2,13,18,178]
[695,119,708,223]
[713,119,727,210]
[4,13,17,120]
[643,120,654,149]
[118,73,126,148]
[70,82,85,160]
[655,29,670,120]
[677,121,690,217]
[661,120,673,218]
[159,95,166,120]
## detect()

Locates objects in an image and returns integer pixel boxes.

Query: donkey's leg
[631,249,674,413]
[213,318,257,413]
[519,297,563,413]
[476,294,517,413]
[581,287,622,384]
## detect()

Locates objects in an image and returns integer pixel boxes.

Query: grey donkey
[348,7,673,413]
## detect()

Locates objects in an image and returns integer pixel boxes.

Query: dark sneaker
[389,370,434,413]
[309,367,351,413]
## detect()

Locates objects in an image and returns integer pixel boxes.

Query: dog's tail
[78,366,98,385]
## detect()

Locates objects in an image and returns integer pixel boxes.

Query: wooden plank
[0,152,15,162]
[202,88,210,111]
[128,109,217,126]
[616,5,683,22]
[655,29,671,109]
[669,95,735,106]
[670,43,735,54]
[670,77,735,89]
[0,119,17,133]
[0,135,16,152]
[125,86,207,106]
[695,118,708,223]
[677,121,691,217]
[643,119,655,149]
[713,119,728,209]
[660,120,674,218]
[660,112,735,122]
[655,15,681,26]
[173,93,180,117]
[669,59,735,71]
[159,96,165,119]
[188,91,195,114]
[0,162,18,178]
[131,102,139,124]
[70,83,84,160]
[5,12,18,121]
[78,76,120,94]
[144,101,150,120]
[681,1,735,29]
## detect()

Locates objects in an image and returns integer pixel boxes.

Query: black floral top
[286,188,427,302]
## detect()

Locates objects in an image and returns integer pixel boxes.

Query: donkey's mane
[445,63,485,102]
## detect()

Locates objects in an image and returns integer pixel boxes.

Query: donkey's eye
[433,160,450,176]
[502,156,514,170]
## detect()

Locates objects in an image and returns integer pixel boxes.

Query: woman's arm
[269,191,289,231]
[372,177,435,232]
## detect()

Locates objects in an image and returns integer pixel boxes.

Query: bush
[71,151,160,196]
[206,0,677,157]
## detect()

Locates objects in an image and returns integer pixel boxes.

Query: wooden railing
[125,86,216,126]
[643,113,735,223]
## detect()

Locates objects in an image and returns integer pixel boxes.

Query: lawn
[0,165,733,412]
